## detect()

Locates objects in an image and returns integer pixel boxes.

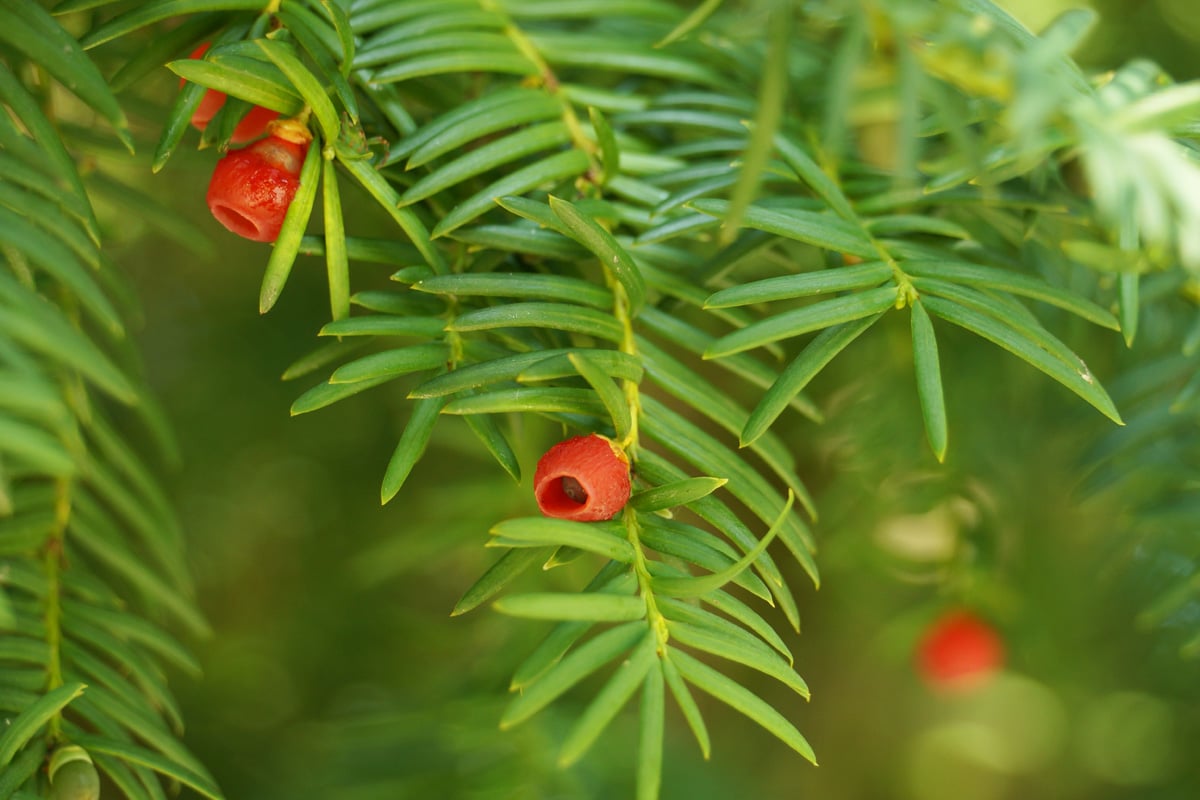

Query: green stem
[624,509,670,653]
[613,283,641,457]
[608,276,664,649]
[483,0,601,179]
[3,244,35,288]
[813,142,918,306]
[444,247,467,367]
[43,478,71,742]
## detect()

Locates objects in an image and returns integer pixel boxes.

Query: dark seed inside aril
[561,476,588,504]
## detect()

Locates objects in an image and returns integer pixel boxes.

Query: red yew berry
[225,105,281,145]
[534,434,631,522]
[183,44,279,144]
[206,134,307,243]
[916,609,1004,692]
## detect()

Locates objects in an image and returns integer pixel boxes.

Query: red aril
[534,434,631,522]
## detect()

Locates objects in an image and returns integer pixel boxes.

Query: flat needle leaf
[322,157,350,321]
[637,665,666,800]
[256,38,341,144]
[706,286,898,358]
[451,546,554,616]
[910,299,948,462]
[569,351,633,442]
[671,648,816,764]
[0,682,86,766]
[381,396,446,503]
[742,314,881,446]
[588,106,620,185]
[922,295,1123,425]
[662,654,710,759]
[651,490,793,597]
[722,4,790,244]
[502,620,645,728]
[260,139,322,314]
[1118,272,1139,347]
[558,634,657,767]
[655,0,723,47]
[494,593,646,622]
[549,195,646,314]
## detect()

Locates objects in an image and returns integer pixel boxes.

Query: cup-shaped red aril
[534,434,631,522]
[182,44,278,143]
[916,609,1004,691]
[206,135,307,243]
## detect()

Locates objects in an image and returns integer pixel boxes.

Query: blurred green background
[106,1,1200,797]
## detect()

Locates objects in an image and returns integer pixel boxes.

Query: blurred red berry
[534,434,631,522]
[916,609,1004,691]
[182,44,279,143]
[206,135,307,243]
[226,105,281,144]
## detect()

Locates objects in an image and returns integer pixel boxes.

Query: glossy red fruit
[534,434,631,522]
[916,609,1004,691]
[183,44,279,143]
[206,135,307,242]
